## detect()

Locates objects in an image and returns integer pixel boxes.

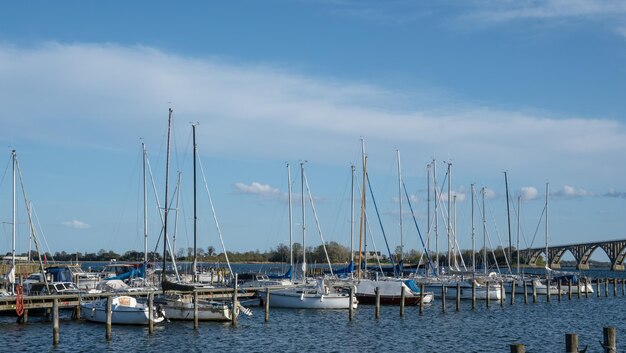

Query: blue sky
[1,1,626,262]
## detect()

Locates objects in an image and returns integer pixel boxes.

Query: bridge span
[525,239,626,271]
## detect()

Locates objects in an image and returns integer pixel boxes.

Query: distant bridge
[525,239,626,271]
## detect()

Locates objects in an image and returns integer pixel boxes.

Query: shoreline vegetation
[2,241,612,269]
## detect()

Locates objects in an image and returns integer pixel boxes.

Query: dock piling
[105,295,112,340]
[486,282,490,308]
[471,280,476,310]
[193,290,198,330]
[441,284,446,312]
[419,284,425,315]
[511,281,515,305]
[265,288,270,322]
[348,286,353,321]
[532,280,537,303]
[455,282,460,311]
[52,298,59,346]
[523,280,528,304]
[510,343,525,353]
[232,274,238,327]
[602,326,616,353]
[400,285,405,317]
[565,333,578,353]
[149,292,155,334]
[375,287,380,319]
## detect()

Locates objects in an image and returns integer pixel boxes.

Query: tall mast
[350,164,355,277]
[142,142,148,285]
[516,195,521,274]
[426,162,431,276]
[447,162,451,272]
[161,108,173,291]
[287,163,294,283]
[471,183,475,272]
[504,171,512,270]
[300,162,306,278]
[396,149,403,269]
[545,182,549,270]
[357,139,366,280]
[11,150,16,294]
[191,123,198,280]
[433,159,439,275]
[482,187,487,275]
[453,194,457,270]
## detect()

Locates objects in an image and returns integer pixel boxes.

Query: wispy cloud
[459,0,626,38]
[1,42,626,188]
[234,182,282,198]
[62,220,90,229]
[551,185,594,198]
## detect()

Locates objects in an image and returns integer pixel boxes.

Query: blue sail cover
[404,279,422,294]
[268,266,292,280]
[109,263,145,281]
[326,261,354,276]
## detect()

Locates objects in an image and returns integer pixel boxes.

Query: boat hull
[80,296,164,325]
[269,290,357,309]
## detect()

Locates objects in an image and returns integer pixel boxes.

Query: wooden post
[419,284,425,315]
[471,280,476,310]
[547,280,551,303]
[265,287,271,322]
[400,285,405,317]
[597,279,601,298]
[603,326,616,353]
[106,295,112,340]
[557,280,562,302]
[52,298,59,346]
[455,282,460,311]
[510,343,525,353]
[232,274,238,327]
[149,292,155,334]
[511,281,515,305]
[613,278,617,297]
[441,284,446,312]
[500,281,504,307]
[568,279,572,300]
[584,278,589,299]
[375,287,380,319]
[193,290,199,330]
[565,333,578,353]
[622,278,625,296]
[605,278,609,298]
[72,304,81,320]
[348,286,353,321]
[523,280,528,304]
[486,282,490,308]
[532,280,537,303]
[577,279,581,299]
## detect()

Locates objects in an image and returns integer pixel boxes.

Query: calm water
[1,269,624,352]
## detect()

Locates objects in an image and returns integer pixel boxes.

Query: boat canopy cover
[108,264,145,281]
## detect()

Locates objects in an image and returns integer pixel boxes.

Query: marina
[0,269,625,352]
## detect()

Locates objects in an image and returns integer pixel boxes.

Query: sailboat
[269,162,357,309]
[80,295,165,325]
[156,116,242,321]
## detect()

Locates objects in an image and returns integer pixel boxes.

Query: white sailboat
[80,295,165,325]
[269,162,357,310]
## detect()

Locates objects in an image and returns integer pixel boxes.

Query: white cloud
[520,186,539,201]
[62,220,90,229]
[483,188,497,200]
[552,185,593,198]
[463,0,626,23]
[1,42,626,189]
[234,182,281,198]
